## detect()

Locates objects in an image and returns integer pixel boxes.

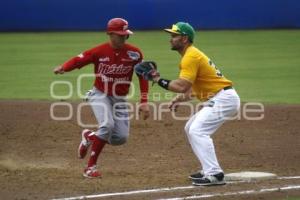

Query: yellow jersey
[179,45,232,101]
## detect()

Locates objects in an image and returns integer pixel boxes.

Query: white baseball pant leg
[185,88,240,176]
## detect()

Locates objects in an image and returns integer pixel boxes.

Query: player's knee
[109,134,128,146]
[188,126,211,139]
[186,127,201,139]
[100,122,115,134]
[187,127,198,137]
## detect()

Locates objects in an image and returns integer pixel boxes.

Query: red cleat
[83,165,102,178]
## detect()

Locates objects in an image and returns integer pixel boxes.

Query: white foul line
[157,185,300,200]
[51,186,195,200]
[51,175,300,200]
[51,181,246,200]
[278,176,300,180]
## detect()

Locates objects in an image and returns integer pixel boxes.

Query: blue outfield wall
[1,0,300,31]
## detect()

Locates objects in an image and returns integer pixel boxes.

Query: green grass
[0,30,300,103]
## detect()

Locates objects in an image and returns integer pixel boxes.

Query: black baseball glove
[134,61,160,81]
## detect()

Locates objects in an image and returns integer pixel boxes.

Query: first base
[225,171,277,181]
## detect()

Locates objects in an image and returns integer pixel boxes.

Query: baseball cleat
[189,170,204,180]
[78,129,92,159]
[83,165,102,178]
[192,172,226,186]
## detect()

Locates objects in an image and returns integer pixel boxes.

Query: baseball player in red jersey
[53,18,150,178]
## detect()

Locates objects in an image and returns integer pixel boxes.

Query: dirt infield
[0,100,299,200]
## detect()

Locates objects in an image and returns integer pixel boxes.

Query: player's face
[169,34,185,51]
[109,33,128,49]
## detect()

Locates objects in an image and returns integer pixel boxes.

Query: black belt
[223,86,233,90]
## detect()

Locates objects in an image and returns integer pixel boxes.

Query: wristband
[158,78,170,90]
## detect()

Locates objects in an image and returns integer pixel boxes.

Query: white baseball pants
[185,88,240,176]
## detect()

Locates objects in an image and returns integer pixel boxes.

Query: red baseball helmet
[107,18,133,35]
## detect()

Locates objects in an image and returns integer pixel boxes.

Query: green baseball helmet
[164,22,195,42]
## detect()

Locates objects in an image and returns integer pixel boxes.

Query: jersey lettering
[97,63,132,75]
[209,60,223,77]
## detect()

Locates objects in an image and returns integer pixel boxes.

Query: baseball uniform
[180,45,240,175]
[62,42,148,144]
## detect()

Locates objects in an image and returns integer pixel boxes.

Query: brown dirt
[0,100,299,200]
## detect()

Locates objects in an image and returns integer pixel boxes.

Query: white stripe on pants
[185,88,240,176]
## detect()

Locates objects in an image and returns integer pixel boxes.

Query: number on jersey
[209,60,223,77]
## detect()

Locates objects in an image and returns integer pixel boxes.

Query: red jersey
[62,42,148,102]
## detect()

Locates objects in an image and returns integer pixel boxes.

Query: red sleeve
[62,49,94,72]
[136,49,148,103]
[138,76,149,103]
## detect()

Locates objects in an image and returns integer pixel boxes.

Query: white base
[225,171,277,181]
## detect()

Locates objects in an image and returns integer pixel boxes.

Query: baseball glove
[134,61,160,81]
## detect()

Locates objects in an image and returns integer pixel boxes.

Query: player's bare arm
[134,61,192,93]
[165,78,192,93]
[173,88,193,102]
[152,75,192,93]
[169,88,193,111]
[134,62,192,111]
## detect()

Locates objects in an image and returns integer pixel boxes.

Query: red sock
[87,134,106,168]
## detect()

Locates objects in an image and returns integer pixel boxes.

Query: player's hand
[53,66,65,74]
[152,75,161,83]
[138,103,150,120]
[168,99,180,112]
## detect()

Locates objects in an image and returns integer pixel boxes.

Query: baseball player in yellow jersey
[153,22,240,186]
